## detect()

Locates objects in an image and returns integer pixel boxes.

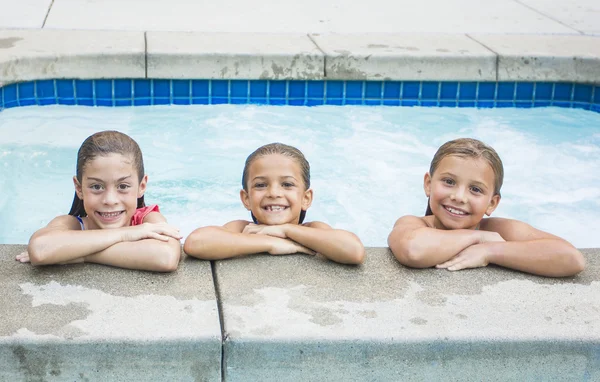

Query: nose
[451,187,468,203]
[266,184,282,198]
[103,188,118,205]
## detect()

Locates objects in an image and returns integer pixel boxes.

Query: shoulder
[41,215,81,231]
[303,221,332,229]
[223,220,251,233]
[139,205,163,224]
[392,215,429,230]
[480,217,560,241]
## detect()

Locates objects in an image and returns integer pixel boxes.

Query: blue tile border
[0,79,599,113]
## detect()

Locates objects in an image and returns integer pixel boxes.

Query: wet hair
[68,131,146,217]
[242,143,310,224]
[425,138,504,216]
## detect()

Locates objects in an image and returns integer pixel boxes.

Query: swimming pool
[1,98,599,247]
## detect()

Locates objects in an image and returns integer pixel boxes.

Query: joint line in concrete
[466,34,500,82]
[210,260,226,382]
[513,0,584,35]
[307,34,327,78]
[42,0,55,28]
[144,32,148,79]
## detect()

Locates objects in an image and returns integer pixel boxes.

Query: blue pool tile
[192,80,209,98]
[477,101,495,108]
[96,99,113,107]
[230,80,248,98]
[345,99,363,105]
[458,101,476,108]
[553,101,571,108]
[172,80,190,98]
[346,81,363,99]
[307,82,324,98]
[3,84,17,105]
[77,98,94,106]
[191,98,209,105]
[553,83,573,101]
[421,82,439,100]
[440,83,458,100]
[114,80,132,99]
[496,101,514,108]
[306,99,324,106]
[289,99,305,106]
[515,83,534,100]
[58,98,75,106]
[57,80,74,99]
[211,80,229,98]
[153,80,170,99]
[134,98,152,106]
[325,98,343,105]
[458,82,477,100]
[401,100,418,107]
[95,80,112,101]
[573,84,592,103]
[402,82,420,99]
[365,99,382,106]
[269,98,287,105]
[365,82,382,99]
[134,80,151,98]
[173,98,191,105]
[496,82,515,101]
[594,86,600,104]
[591,104,600,113]
[478,83,496,100]
[212,97,228,104]
[383,82,401,99]
[534,82,553,100]
[326,81,343,98]
[250,97,268,105]
[420,100,438,107]
[269,81,286,98]
[515,101,533,108]
[115,99,132,106]
[250,81,267,98]
[231,97,248,105]
[36,80,55,100]
[382,99,400,106]
[288,81,305,98]
[440,101,457,107]
[533,101,551,107]
[18,82,35,104]
[572,102,591,110]
[152,97,170,105]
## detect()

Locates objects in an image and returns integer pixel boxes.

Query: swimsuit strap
[75,216,85,230]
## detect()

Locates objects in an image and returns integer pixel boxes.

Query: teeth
[100,211,122,218]
[266,206,286,211]
[446,207,466,215]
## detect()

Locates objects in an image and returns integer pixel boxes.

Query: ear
[423,172,432,197]
[302,188,314,210]
[240,189,251,211]
[485,194,501,216]
[73,176,83,199]
[137,175,148,198]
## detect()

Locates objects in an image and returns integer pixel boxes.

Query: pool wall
[1,29,600,381]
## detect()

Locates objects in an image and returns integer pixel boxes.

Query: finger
[150,232,171,242]
[296,245,316,256]
[436,257,461,269]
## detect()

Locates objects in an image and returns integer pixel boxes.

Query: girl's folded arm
[27,215,127,265]
[387,216,483,268]
[482,218,585,277]
[282,222,365,264]
[85,212,181,272]
[184,221,278,260]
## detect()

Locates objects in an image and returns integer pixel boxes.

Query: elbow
[345,245,366,265]
[388,236,428,268]
[565,250,586,276]
[156,247,180,272]
[183,230,213,260]
[27,241,49,266]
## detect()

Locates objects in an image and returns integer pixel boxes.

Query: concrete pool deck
[1,245,599,380]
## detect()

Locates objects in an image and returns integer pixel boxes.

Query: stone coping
[1,244,598,380]
[1,29,600,86]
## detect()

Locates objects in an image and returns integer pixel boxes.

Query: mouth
[262,205,289,213]
[443,205,469,216]
[95,211,125,222]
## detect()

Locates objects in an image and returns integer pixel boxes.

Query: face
[424,155,500,230]
[74,153,147,230]
[240,154,312,225]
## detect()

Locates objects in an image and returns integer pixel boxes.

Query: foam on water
[1,105,599,247]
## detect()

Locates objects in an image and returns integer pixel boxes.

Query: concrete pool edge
[2,245,599,380]
[1,30,600,86]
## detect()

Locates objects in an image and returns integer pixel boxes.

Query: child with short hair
[184,142,365,264]
[16,130,182,272]
[387,138,584,277]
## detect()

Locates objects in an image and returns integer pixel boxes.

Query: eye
[442,178,455,186]
[254,182,266,189]
[282,182,295,188]
[90,184,103,191]
[118,183,131,191]
[470,186,483,194]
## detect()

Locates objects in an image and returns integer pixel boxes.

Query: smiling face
[74,153,147,230]
[240,154,313,225]
[424,155,500,230]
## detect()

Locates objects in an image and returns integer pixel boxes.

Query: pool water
[1,105,599,247]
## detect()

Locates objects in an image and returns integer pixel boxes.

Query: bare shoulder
[142,211,167,223]
[45,215,82,230]
[392,215,429,230]
[480,217,561,241]
[223,220,251,233]
[303,221,332,229]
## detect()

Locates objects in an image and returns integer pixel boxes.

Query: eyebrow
[252,175,298,181]
[86,175,133,182]
[439,172,490,189]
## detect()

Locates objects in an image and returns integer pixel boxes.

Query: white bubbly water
[1,104,599,247]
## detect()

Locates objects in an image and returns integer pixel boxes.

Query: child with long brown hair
[388,138,584,277]
[184,142,365,264]
[16,130,182,271]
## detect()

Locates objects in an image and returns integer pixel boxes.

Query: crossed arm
[21,213,182,272]
[387,216,585,277]
[184,220,365,264]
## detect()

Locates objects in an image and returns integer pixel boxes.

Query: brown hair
[426,138,504,216]
[69,131,145,217]
[242,142,310,224]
